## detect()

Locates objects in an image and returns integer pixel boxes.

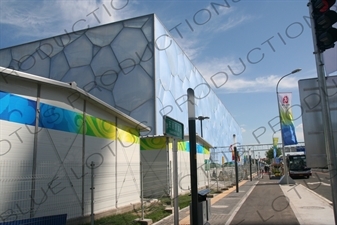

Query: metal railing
[1,157,255,224]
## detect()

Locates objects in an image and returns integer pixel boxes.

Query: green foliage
[178,194,191,209]
[265,147,282,161]
[84,194,191,225]
[146,204,171,222]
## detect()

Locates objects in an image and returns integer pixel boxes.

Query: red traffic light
[311,0,337,51]
[314,0,336,12]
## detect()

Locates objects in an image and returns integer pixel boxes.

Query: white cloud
[174,38,205,61]
[210,74,302,93]
[170,6,255,61]
[214,14,253,33]
[0,0,136,40]
[203,5,255,34]
[196,56,316,93]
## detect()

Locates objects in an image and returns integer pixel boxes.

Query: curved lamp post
[196,116,210,137]
[276,68,301,185]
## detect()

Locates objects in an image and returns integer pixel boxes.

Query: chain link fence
[209,163,257,192]
[0,160,142,224]
[1,155,257,224]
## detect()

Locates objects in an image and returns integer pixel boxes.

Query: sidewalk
[153,175,335,225]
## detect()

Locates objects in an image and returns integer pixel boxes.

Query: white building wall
[0,79,38,221]
[168,140,210,196]
[116,119,141,206]
[0,73,143,222]
[0,121,35,221]
[140,136,170,198]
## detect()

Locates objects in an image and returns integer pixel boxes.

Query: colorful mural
[140,136,209,155]
[0,90,138,143]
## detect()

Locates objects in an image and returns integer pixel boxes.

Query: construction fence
[0,157,257,224]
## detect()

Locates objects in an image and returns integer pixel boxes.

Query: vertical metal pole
[82,101,87,216]
[256,155,259,179]
[173,139,179,225]
[316,64,337,225]
[258,152,261,178]
[140,162,144,220]
[30,84,41,218]
[115,118,118,208]
[207,161,211,189]
[169,161,173,208]
[249,155,252,181]
[234,147,239,193]
[167,136,172,205]
[187,88,198,225]
[308,2,337,222]
[281,144,288,184]
[276,89,286,183]
[90,162,95,225]
[222,167,226,188]
[200,120,203,137]
[233,134,239,193]
[216,167,219,192]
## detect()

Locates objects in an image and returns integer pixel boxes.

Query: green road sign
[163,116,184,140]
[204,159,210,171]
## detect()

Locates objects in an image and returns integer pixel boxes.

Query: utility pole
[308,1,337,223]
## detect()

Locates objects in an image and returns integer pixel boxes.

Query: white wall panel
[141,150,168,198]
[84,135,116,215]
[116,119,140,207]
[34,128,83,219]
[0,121,35,222]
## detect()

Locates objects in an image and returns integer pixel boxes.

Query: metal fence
[0,158,256,224]
[209,164,257,192]
[0,160,142,224]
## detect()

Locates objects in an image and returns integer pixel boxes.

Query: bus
[279,152,312,179]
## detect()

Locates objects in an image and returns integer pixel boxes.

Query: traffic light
[311,0,337,51]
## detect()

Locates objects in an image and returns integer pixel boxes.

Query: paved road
[229,179,300,225]
[154,173,335,225]
[294,171,332,203]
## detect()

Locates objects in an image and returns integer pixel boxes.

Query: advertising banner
[273,137,278,158]
[278,92,297,145]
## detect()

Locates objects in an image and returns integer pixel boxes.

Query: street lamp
[196,116,209,137]
[276,68,301,185]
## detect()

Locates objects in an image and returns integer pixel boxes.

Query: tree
[265,147,282,163]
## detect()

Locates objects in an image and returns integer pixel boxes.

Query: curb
[298,183,333,206]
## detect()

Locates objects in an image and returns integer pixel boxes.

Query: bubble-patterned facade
[0,14,242,147]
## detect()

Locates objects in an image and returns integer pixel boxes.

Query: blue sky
[1,0,335,146]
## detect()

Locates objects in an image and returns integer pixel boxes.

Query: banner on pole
[273,137,278,158]
[278,92,298,145]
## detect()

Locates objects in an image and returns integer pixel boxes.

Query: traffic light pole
[308,2,337,223]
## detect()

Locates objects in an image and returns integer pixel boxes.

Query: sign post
[163,116,184,225]
[163,116,184,140]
